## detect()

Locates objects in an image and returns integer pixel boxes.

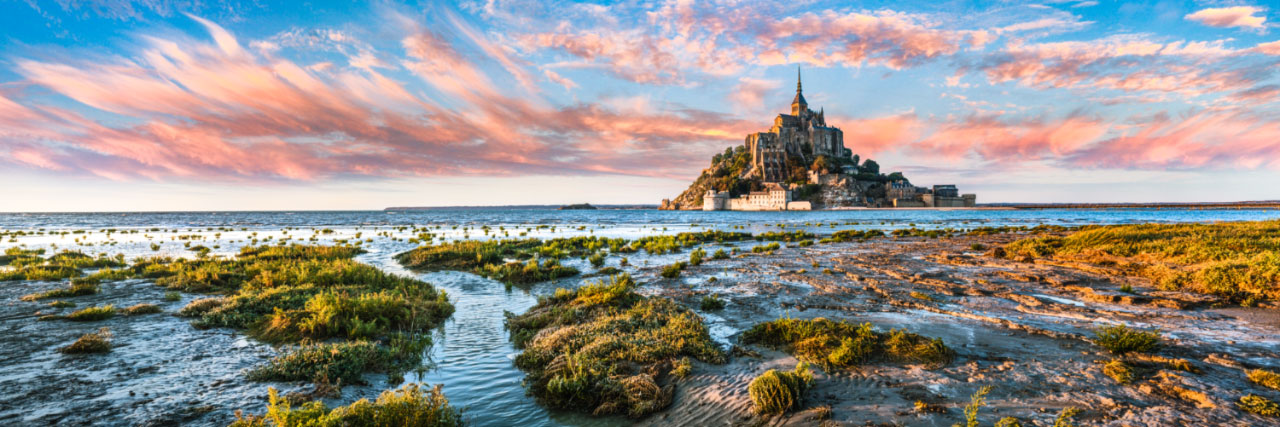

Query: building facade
[704,183,811,211]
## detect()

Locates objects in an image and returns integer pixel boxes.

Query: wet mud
[632,235,1279,426]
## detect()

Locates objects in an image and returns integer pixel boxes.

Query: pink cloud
[2,14,756,182]
[516,3,983,83]
[970,35,1275,97]
[1185,6,1267,30]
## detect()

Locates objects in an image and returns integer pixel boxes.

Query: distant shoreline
[383,201,1280,212]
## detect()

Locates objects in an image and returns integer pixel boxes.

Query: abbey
[745,69,848,182]
[662,68,976,211]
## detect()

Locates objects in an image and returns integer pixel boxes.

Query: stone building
[920,184,977,208]
[745,69,846,182]
[704,183,811,211]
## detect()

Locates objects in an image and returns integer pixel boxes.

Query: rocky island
[661,70,976,211]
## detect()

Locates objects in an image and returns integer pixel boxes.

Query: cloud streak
[2,13,757,182]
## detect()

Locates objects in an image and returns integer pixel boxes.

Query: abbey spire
[791,66,807,115]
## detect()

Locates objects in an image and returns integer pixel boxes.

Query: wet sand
[631,235,1279,426]
[1,231,1277,426]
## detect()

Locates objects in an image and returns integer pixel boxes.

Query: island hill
[660,70,976,211]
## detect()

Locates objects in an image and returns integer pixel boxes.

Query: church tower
[790,67,807,116]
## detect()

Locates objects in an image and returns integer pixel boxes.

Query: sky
[2,0,1280,211]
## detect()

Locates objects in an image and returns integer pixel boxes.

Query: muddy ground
[635,234,1280,426]
[1,233,1278,426]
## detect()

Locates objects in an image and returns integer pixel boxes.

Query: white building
[705,183,811,211]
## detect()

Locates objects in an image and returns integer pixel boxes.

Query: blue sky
[2,0,1279,210]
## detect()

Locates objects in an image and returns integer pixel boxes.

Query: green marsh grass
[1103,359,1134,384]
[65,305,116,321]
[231,383,461,427]
[20,281,99,301]
[1248,369,1280,391]
[476,258,578,287]
[123,303,162,315]
[150,245,453,344]
[1094,324,1161,355]
[1002,220,1280,304]
[247,335,431,385]
[59,327,112,354]
[1239,394,1280,417]
[661,262,686,279]
[700,294,725,311]
[748,363,813,415]
[504,274,725,417]
[740,318,954,369]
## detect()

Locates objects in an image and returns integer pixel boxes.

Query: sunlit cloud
[1185,6,1267,31]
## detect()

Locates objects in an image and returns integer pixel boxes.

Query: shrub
[588,252,605,268]
[60,327,112,354]
[751,242,781,254]
[65,305,116,321]
[689,248,705,266]
[748,363,813,415]
[1249,369,1280,391]
[505,274,724,417]
[230,384,461,427]
[1103,359,1134,384]
[1239,394,1280,417]
[164,291,181,301]
[48,300,75,308]
[700,294,725,311]
[711,249,728,260]
[740,318,953,369]
[1094,324,1161,355]
[123,303,162,315]
[661,262,686,279]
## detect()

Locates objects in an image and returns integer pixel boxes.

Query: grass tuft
[65,305,116,321]
[504,274,725,417]
[1239,394,1280,417]
[1249,369,1280,391]
[123,303,162,315]
[700,294,725,311]
[1103,359,1134,384]
[59,327,113,354]
[1094,324,1161,355]
[231,384,461,427]
[247,335,431,385]
[740,318,954,369]
[661,262,686,279]
[748,363,813,415]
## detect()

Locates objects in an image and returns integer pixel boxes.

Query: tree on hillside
[861,159,880,175]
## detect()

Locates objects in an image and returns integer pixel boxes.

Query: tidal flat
[0,209,1278,426]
